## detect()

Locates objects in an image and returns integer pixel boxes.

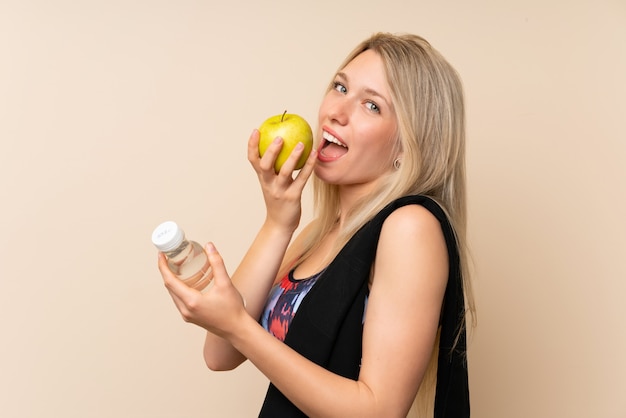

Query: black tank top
[259,195,470,418]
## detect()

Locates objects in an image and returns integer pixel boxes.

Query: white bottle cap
[151,221,185,252]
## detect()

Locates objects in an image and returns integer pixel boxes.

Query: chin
[313,165,343,185]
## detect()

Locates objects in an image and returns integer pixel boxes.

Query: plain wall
[1,1,624,417]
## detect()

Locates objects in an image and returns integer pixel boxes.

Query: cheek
[364,132,398,167]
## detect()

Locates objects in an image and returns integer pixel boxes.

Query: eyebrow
[336,71,392,109]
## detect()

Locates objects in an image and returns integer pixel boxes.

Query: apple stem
[281,110,287,122]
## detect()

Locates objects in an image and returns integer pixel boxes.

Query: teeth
[322,131,347,147]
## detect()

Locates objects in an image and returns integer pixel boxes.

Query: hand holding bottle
[152,221,213,292]
[157,242,247,338]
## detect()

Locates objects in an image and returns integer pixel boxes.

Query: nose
[326,96,349,126]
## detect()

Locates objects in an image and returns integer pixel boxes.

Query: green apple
[258,111,313,172]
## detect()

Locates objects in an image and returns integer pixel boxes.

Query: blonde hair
[289,32,476,416]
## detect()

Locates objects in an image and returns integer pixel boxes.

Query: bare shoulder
[374,204,448,287]
[380,204,445,242]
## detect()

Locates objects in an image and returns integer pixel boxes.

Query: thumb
[204,242,229,285]
[204,242,246,308]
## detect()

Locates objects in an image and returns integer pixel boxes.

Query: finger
[258,136,284,174]
[291,147,317,189]
[205,243,246,308]
[204,242,229,286]
[157,252,184,292]
[247,129,261,170]
[157,251,172,276]
[157,252,200,306]
[276,142,305,176]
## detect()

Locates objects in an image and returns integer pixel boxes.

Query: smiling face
[315,49,399,193]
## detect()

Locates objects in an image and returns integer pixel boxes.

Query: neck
[336,181,381,227]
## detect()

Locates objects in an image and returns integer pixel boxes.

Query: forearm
[217,317,382,418]
[203,219,295,370]
[229,314,382,418]
[230,219,295,317]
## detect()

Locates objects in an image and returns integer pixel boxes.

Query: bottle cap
[151,221,185,252]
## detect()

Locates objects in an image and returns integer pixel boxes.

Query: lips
[318,129,348,162]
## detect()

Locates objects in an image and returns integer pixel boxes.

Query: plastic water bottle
[152,221,212,292]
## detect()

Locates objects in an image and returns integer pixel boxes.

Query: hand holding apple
[258,111,313,173]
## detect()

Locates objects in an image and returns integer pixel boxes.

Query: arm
[202,221,314,370]
[201,129,317,370]
[199,205,448,417]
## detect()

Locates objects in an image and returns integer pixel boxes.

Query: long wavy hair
[285,32,476,416]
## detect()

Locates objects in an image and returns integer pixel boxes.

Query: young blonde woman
[158,32,476,417]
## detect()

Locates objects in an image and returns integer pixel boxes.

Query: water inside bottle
[167,241,213,292]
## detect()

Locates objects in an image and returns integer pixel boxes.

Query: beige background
[1,0,624,417]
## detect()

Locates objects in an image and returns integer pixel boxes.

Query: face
[315,49,399,191]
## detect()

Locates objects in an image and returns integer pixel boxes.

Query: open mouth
[319,130,348,160]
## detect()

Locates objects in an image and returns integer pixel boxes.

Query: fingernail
[206,242,216,253]
[273,136,283,144]
[295,142,304,151]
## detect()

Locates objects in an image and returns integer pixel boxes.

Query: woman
[158,32,476,417]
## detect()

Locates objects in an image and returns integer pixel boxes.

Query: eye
[332,81,347,94]
[365,101,380,113]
